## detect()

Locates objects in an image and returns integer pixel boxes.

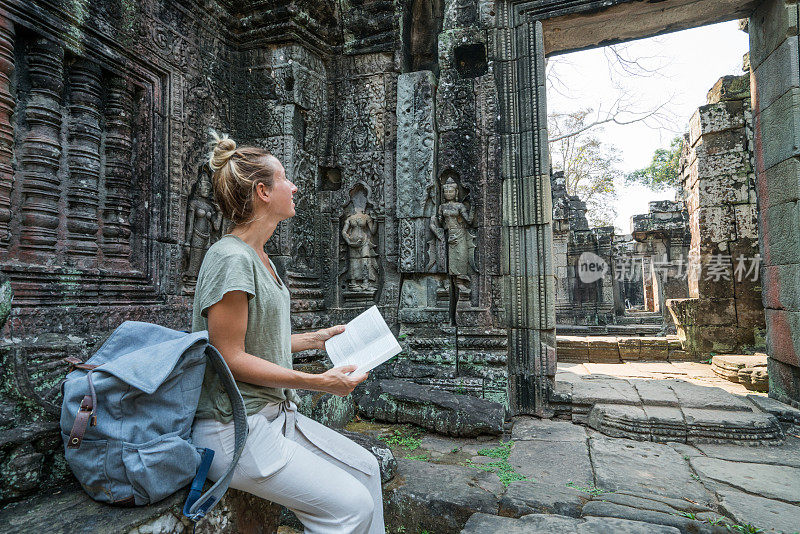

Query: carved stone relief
[182,165,222,293]
[0,16,13,246]
[341,184,379,300]
[429,171,478,300]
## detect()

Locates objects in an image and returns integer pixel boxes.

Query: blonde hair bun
[208,130,237,171]
[205,130,277,225]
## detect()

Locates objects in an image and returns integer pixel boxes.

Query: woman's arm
[290,325,345,353]
[207,290,365,396]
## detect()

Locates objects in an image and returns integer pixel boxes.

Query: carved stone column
[497,15,555,416]
[101,75,134,262]
[18,38,64,253]
[66,59,102,259]
[396,70,438,273]
[0,15,14,246]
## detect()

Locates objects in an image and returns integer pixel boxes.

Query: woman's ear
[255,182,271,204]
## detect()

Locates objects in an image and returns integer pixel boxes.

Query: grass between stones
[464,440,527,486]
[565,481,609,496]
[379,427,423,451]
[674,512,767,533]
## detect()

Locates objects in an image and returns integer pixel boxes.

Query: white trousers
[192,402,385,534]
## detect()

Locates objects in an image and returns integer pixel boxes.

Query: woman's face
[268,158,297,221]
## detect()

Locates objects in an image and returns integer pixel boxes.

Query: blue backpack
[60,321,248,522]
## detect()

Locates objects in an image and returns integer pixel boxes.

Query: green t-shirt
[192,234,298,423]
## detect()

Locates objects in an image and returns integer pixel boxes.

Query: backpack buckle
[67,395,95,449]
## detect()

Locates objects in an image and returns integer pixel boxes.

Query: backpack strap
[184,344,249,521]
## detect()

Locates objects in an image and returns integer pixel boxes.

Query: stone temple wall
[631,200,690,327]
[0,0,515,502]
[551,172,616,326]
[667,70,766,358]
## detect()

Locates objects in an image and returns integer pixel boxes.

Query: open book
[324,305,401,376]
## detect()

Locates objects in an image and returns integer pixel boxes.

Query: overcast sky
[545,20,750,232]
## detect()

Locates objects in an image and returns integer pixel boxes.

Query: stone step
[557,335,686,363]
[711,354,769,392]
[587,403,784,444]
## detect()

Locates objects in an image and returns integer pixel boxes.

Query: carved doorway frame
[496,0,800,414]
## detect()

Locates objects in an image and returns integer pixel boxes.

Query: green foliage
[548,109,621,227]
[402,454,430,461]
[379,428,422,451]
[465,441,527,486]
[477,441,514,459]
[626,136,684,191]
[672,511,764,533]
[726,525,763,534]
[565,481,609,497]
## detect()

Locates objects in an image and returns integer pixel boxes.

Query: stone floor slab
[589,437,712,504]
[508,439,594,488]
[498,481,588,518]
[690,457,800,503]
[717,490,800,533]
[695,436,800,467]
[571,377,641,406]
[461,513,682,534]
[631,379,680,406]
[669,381,753,412]
[581,501,726,533]
[512,417,588,442]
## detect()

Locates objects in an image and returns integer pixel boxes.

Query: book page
[325,306,401,374]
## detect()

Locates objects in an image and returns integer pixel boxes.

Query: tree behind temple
[626,136,684,191]
[548,109,621,228]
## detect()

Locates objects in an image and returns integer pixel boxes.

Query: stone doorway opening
[496,0,800,419]
[548,23,769,423]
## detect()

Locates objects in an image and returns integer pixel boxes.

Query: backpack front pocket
[61,433,115,503]
[121,432,200,505]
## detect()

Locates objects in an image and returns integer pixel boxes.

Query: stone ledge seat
[0,483,191,534]
[0,482,284,534]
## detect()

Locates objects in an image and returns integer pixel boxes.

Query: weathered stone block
[757,155,800,210]
[587,337,621,363]
[296,390,356,428]
[589,437,712,503]
[765,308,800,368]
[734,298,766,330]
[557,335,589,362]
[384,460,502,534]
[618,337,641,361]
[753,35,800,114]
[462,513,682,534]
[749,0,799,70]
[768,357,800,409]
[757,88,800,171]
[696,206,736,245]
[355,379,506,436]
[498,481,587,518]
[761,200,800,266]
[693,298,737,326]
[718,490,800,534]
[694,127,749,160]
[763,263,800,310]
[688,100,745,142]
[639,337,668,361]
